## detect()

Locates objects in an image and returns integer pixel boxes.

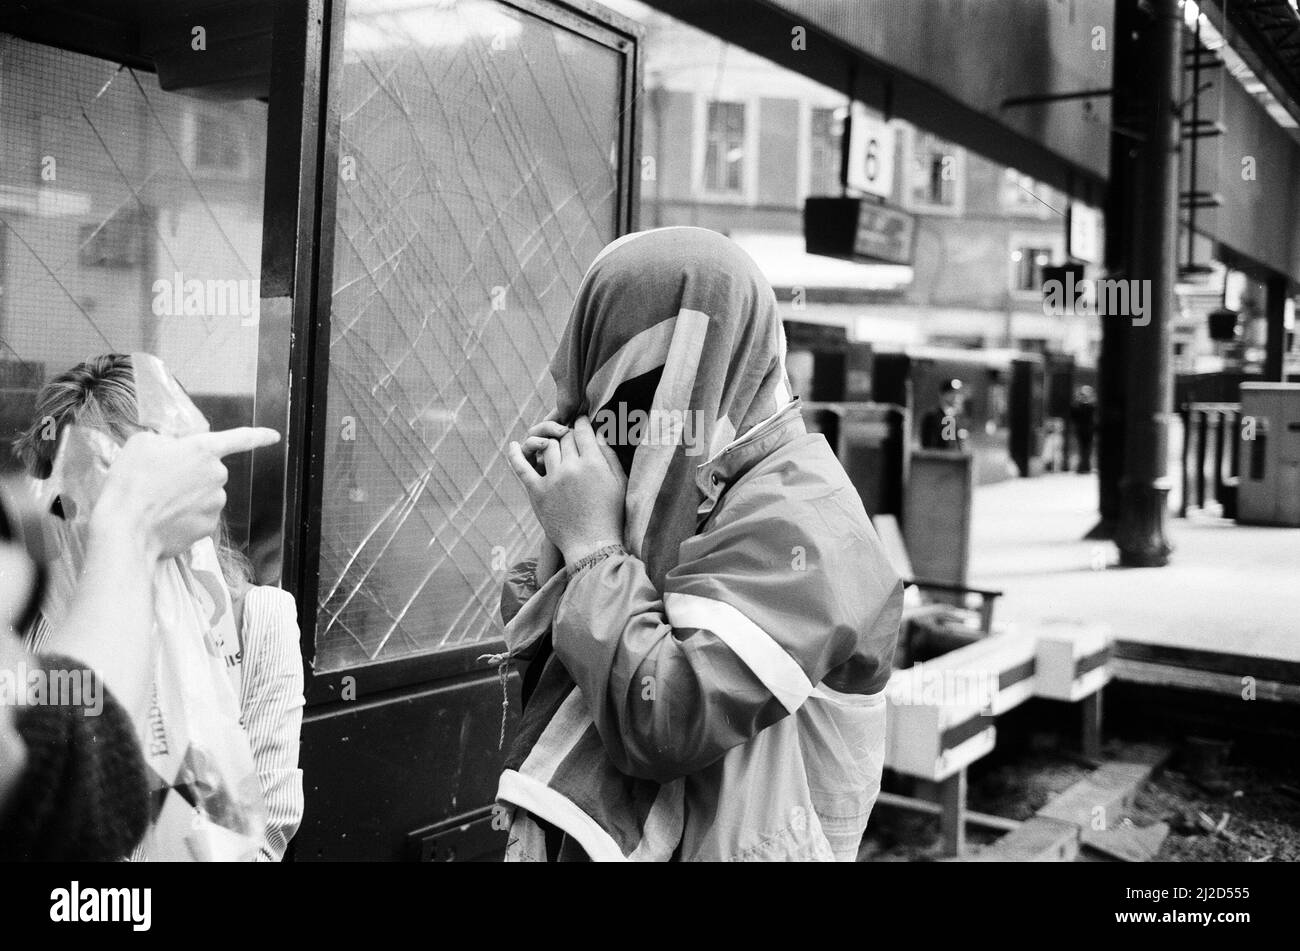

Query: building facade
[609,0,1103,362]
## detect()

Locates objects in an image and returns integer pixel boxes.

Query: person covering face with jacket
[500,227,902,862]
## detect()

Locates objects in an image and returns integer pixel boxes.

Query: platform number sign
[846,103,896,200]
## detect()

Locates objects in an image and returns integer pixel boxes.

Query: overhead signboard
[804,196,916,266]
[1067,201,1103,264]
[845,103,896,199]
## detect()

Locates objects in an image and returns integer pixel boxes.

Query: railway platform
[969,473,1300,700]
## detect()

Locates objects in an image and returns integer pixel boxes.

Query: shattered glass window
[0,37,266,535]
[314,0,625,670]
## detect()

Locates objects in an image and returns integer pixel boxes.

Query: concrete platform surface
[968,473,1300,664]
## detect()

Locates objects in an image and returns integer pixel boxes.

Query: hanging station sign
[845,103,896,199]
[1067,201,1104,265]
[804,196,916,266]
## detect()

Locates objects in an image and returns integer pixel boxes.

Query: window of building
[1011,246,1054,292]
[908,129,963,211]
[808,106,844,197]
[703,100,746,194]
[1001,168,1052,216]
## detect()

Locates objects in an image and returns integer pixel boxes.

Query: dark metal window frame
[0,0,642,707]
[271,0,644,706]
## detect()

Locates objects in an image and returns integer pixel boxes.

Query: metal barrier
[1179,402,1242,518]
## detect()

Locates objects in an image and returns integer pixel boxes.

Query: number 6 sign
[845,102,896,199]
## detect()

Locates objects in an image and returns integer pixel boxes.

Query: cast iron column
[1116,0,1179,566]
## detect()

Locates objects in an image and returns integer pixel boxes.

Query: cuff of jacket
[500,559,540,626]
[564,544,628,580]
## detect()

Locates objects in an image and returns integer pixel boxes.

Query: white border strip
[665,591,814,714]
[497,769,628,862]
[627,782,684,862]
[584,315,679,418]
[624,309,710,556]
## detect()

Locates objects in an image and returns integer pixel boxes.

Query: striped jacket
[499,404,902,861]
[234,587,305,862]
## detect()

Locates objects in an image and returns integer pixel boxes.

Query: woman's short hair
[13,353,254,589]
[14,353,139,480]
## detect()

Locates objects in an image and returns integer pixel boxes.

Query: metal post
[1212,409,1227,508]
[1195,409,1208,509]
[1116,0,1178,566]
[1225,408,1241,520]
[1265,273,1288,383]
[939,768,968,858]
[1228,408,1241,481]
[1081,690,1104,762]
[1179,404,1190,517]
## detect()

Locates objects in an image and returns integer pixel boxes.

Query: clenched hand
[507,416,626,564]
[94,427,281,561]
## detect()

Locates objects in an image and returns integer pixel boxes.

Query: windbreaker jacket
[499,403,902,861]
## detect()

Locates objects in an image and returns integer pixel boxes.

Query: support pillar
[1116,0,1179,567]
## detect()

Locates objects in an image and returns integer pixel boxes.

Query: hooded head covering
[498,228,796,861]
[549,226,792,586]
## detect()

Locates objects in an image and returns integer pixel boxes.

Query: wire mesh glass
[314,0,624,670]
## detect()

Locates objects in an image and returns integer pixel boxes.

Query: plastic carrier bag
[38,353,266,861]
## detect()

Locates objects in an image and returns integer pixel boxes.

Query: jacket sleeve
[0,654,149,861]
[500,559,539,627]
[550,485,901,783]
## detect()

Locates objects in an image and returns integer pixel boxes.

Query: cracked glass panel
[315,0,624,670]
[0,37,267,537]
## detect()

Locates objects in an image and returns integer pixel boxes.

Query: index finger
[572,415,600,454]
[188,427,281,458]
[506,441,542,491]
[526,420,569,442]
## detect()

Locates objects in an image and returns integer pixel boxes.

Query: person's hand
[519,415,574,580]
[519,418,569,471]
[507,416,626,564]
[92,427,281,561]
